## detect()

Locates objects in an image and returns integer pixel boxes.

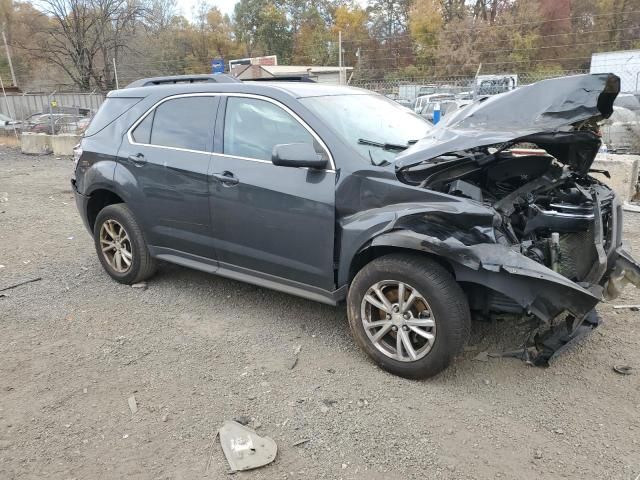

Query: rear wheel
[93,204,156,284]
[347,253,470,379]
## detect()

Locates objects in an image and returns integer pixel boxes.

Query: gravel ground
[1,148,639,480]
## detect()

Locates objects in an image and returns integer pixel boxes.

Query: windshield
[300,94,431,164]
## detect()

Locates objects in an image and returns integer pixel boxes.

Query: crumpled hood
[396,73,620,171]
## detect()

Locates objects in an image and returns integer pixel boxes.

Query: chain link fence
[0,91,105,138]
[349,70,593,101]
[3,69,637,150]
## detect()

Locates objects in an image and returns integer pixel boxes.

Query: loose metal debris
[613,304,640,310]
[288,345,302,370]
[218,420,277,472]
[613,365,633,375]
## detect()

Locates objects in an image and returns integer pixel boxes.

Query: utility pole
[0,74,17,138]
[338,30,343,85]
[2,32,17,87]
[113,58,120,89]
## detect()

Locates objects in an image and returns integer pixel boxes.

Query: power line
[354,56,640,69]
[112,35,637,72]
[355,39,635,58]
[367,9,640,42]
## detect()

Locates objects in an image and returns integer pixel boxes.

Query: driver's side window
[223,97,326,162]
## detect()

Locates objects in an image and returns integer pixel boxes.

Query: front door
[116,95,218,259]
[208,95,336,290]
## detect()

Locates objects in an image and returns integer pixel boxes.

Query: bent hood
[396,73,620,172]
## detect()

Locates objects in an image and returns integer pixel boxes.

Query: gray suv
[73,73,640,379]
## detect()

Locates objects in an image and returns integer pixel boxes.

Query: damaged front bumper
[371,226,640,366]
[529,246,640,366]
[604,247,640,299]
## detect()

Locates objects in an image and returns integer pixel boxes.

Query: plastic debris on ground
[218,420,277,471]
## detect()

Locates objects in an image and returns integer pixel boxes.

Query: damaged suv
[73,73,640,379]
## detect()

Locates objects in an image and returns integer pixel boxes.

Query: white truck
[590,50,640,93]
[473,74,518,98]
[398,84,439,102]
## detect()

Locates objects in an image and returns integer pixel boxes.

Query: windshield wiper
[358,138,417,152]
[367,149,391,167]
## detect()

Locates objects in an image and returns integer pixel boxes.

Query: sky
[177,0,238,17]
[176,0,369,19]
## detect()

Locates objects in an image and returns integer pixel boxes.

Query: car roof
[109,81,371,100]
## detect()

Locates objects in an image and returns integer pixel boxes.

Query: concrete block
[51,134,81,156]
[591,153,639,203]
[20,133,52,155]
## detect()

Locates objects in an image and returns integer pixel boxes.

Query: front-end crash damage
[343,73,640,365]
[370,225,605,365]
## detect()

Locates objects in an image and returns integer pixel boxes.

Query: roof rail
[125,74,241,88]
[246,76,317,83]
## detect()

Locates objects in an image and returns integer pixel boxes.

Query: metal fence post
[48,91,56,135]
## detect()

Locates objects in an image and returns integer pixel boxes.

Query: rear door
[117,95,218,259]
[208,95,336,290]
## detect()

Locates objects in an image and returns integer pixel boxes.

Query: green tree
[332,5,369,67]
[291,6,334,65]
[409,0,443,68]
[234,0,292,60]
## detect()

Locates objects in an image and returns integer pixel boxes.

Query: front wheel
[347,253,470,379]
[93,203,156,284]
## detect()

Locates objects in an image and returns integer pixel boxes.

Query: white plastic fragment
[218,420,277,471]
[128,395,138,414]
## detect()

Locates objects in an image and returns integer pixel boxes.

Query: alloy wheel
[360,280,436,362]
[99,219,133,273]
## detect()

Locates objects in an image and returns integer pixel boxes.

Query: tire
[93,203,156,284]
[347,253,470,379]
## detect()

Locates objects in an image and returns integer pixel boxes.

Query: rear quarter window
[130,96,217,151]
[84,97,142,137]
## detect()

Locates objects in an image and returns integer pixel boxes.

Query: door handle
[128,153,146,167]
[211,171,239,186]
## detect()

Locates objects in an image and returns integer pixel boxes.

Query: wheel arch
[348,240,455,285]
[86,188,125,232]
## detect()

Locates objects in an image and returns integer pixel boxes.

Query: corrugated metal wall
[0,92,105,121]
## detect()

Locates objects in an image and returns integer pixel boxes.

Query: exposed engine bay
[397,147,627,364]
[404,151,616,286]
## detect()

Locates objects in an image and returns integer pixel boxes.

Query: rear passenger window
[131,96,216,151]
[131,111,153,144]
[224,97,325,162]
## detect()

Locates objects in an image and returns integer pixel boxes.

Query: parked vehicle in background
[0,113,21,131]
[473,74,518,98]
[590,50,640,93]
[419,99,471,123]
[398,83,439,102]
[413,93,456,113]
[601,106,640,154]
[455,91,473,101]
[395,98,414,109]
[76,116,92,133]
[614,93,640,112]
[24,113,89,135]
[417,85,438,97]
[384,93,413,109]
[73,73,640,380]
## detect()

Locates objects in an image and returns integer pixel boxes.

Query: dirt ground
[1,148,639,480]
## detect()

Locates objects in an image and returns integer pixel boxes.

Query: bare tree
[22,0,144,90]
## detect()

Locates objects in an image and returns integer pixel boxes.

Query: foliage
[4,0,639,90]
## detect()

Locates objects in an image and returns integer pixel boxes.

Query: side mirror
[271,143,327,169]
